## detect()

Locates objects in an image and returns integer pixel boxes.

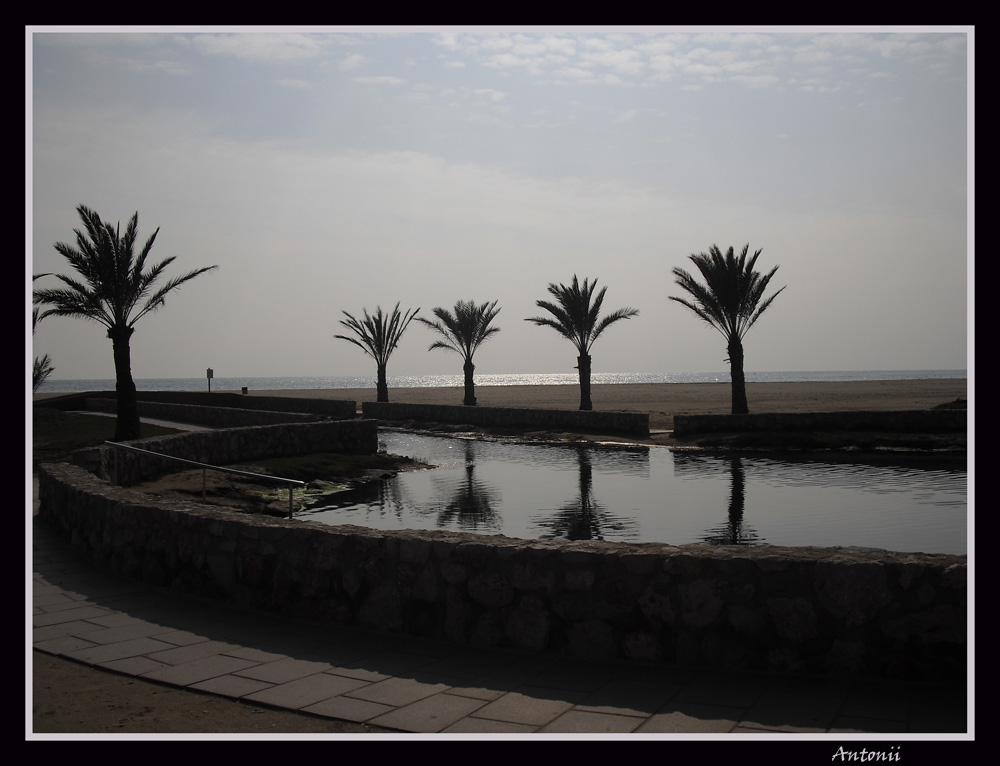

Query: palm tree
[335,303,419,402]
[32,274,55,393]
[417,299,501,406]
[33,205,218,440]
[526,276,639,411]
[32,351,55,394]
[670,244,785,415]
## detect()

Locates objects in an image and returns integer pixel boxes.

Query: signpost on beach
[207,368,213,393]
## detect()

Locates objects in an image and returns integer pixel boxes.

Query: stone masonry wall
[37,459,966,682]
[673,410,966,436]
[363,402,649,436]
[82,398,320,428]
[78,420,379,486]
[37,391,358,419]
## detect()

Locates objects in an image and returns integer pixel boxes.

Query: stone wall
[79,420,379,486]
[363,402,649,436]
[37,459,966,682]
[37,391,358,420]
[673,410,966,436]
[82,398,320,428]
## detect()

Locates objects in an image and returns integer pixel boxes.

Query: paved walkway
[31,418,969,737]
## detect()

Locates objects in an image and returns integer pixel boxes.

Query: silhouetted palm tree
[32,274,54,393]
[526,275,638,410]
[417,299,501,406]
[335,303,419,402]
[670,244,785,414]
[32,206,218,439]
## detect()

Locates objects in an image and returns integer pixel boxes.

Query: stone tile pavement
[30,513,970,737]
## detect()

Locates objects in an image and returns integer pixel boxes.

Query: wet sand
[238,378,967,431]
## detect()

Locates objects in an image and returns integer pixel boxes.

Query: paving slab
[635,702,745,734]
[190,673,276,699]
[301,694,396,724]
[541,709,645,734]
[234,657,337,684]
[139,654,261,686]
[64,636,180,665]
[442,717,539,734]
[367,692,489,733]
[469,686,586,727]
[346,676,456,707]
[243,672,371,710]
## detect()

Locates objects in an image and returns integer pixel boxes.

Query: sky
[27,26,973,383]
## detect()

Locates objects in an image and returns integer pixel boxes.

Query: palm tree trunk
[463,358,477,406]
[376,363,389,403]
[577,353,593,411]
[728,338,749,414]
[109,326,141,440]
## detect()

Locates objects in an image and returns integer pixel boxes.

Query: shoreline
[235,378,967,432]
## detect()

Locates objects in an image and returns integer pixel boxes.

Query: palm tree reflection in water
[435,440,502,532]
[534,447,639,542]
[674,453,763,546]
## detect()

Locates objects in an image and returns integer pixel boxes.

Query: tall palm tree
[526,275,639,411]
[670,244,785,415]
[335,303,419,402]
[32,205,218,440]
[417,299,501,406]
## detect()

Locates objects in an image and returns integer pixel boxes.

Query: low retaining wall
[363,402,649,436]
[673,410,966,436]
[37,452,965,682]
[37,391,358,420]
[77,420,379,485]
[82,398,320,428]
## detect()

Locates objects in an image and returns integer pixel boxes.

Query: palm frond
[417,299,501,362]
[526,276,638,355]
[40,205,217,334]
[671,244,784,343]
[335,303,420,367]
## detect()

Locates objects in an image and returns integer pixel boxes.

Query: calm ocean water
[37,370,967,394]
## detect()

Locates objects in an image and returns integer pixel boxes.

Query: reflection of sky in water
[297,431,967,555]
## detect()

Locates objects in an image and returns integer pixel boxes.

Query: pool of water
[297,431,968,555]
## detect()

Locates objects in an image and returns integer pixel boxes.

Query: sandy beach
[238,379,968,432]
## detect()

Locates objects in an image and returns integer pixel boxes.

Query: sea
[36,369,968,395]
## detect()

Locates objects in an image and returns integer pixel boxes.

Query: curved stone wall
[36,453,966,683]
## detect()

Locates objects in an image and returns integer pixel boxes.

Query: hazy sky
[28,27,972,382]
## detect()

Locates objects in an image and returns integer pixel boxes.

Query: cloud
[354,75,407,86]
[339,53,367,71]
[277,78,313,90]
[473,88,506,102]
[731,74,780,88]
[428,30,965,95]
[189,33,330,62]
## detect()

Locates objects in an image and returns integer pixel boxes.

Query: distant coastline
[36,369,968,395]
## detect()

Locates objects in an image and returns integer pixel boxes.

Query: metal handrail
[104,441,305,518]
